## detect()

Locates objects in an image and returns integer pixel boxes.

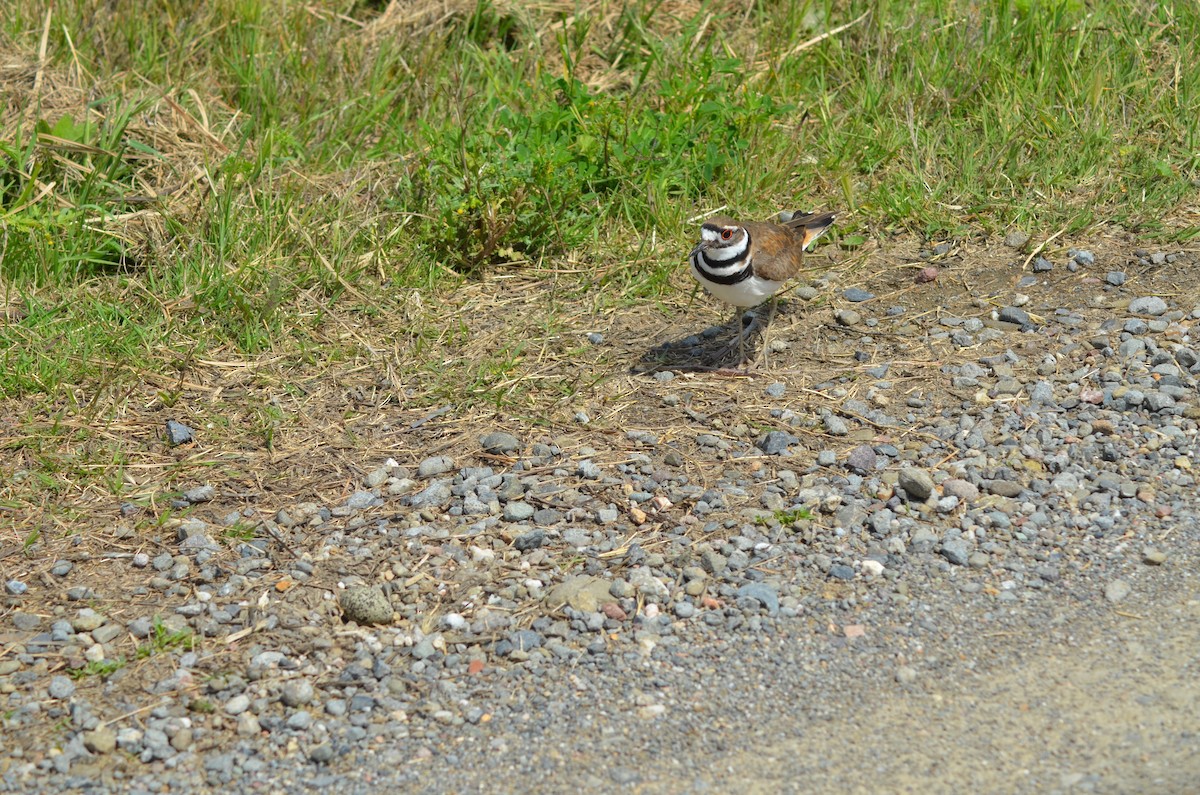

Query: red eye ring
[720,229,733,240]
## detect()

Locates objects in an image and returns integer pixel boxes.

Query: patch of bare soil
[2,227,1199,786]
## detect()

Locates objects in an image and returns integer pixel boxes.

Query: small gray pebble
[1004,230,1030,248]
[1032,256,1052,273]
[182,485,215,503]
[281,681,315,707]
[836,309,861,326]
[509,629,544,651]
[898,468,935,501]
[224,694,251,715]
[1029,381,1054,404]
[843,288,874,303]
[48,676,76,700]
[1106,271,1126,286]
[344,490,377,510]
[735,583,779,616]
[654,371,675,382]
[765,382,786,398]
[757,431,798,455]
[417,455,455,478]
[586,332,604,344]
[286,710,313,730]
[1128,296,1168,316]
[514,530,546,551]
[503,502,536,522]
[164,420,194,446]
[940,539,970,566]
[997,306,1031,326]
[823,415,849,436]
[128,617,154,638]
[411,638,438,660]
[578,460,602,479]
[480,432,521,455]
[828,564,855,581]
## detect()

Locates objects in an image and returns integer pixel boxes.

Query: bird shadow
[631,307,777,375]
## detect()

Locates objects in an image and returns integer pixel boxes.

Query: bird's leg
[736,309,759,368]
[758,297,779,368]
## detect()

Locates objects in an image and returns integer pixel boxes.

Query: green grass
[758,506,815,526]
[66,618,193,680]
[0,0,1198,501]
[136,618,195,659]
[68,657,126,680]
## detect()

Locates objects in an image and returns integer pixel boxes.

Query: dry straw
[1,11,239,266]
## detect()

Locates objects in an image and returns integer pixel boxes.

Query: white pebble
[861,560,885,577]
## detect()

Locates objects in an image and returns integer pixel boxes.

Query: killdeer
[689,210,836,367]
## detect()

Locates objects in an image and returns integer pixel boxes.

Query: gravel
[4,242,1199,793]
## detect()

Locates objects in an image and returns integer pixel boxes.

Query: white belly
[690,261,783,307]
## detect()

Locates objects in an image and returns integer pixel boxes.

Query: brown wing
[749,211,836,282]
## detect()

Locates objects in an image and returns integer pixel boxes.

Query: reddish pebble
[1155,505,1172,518]
[601,603,627,621]
[915,266,939,283]
[1080,388,1104,404]
[700,596,723,610]
[467,659,485,675]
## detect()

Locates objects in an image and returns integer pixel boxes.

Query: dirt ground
[4,226,1200,790]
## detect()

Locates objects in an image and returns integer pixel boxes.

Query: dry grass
[360,0,837,92]
[0,28,237,266]
[7,226,1191,553]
